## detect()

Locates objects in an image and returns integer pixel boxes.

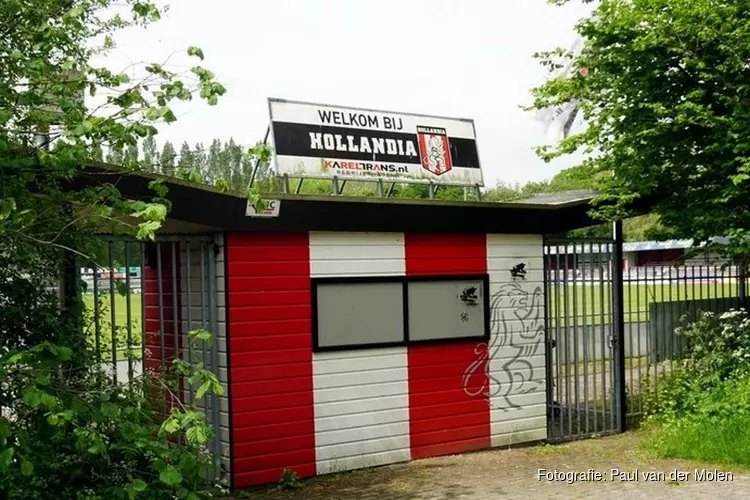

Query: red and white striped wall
[226,231,546,487]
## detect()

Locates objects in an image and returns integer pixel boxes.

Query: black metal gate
[544,233,747,442]
[544,238,622,441]
[82,235,227,478]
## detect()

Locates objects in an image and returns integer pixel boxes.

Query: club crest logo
[417,126,453,176]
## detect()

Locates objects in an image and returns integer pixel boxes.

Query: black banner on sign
[272,122,481,169]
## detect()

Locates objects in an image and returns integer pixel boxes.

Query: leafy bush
[0,336,225,500]
[644,309,750,465]
[675,309,750,383]
[643,309,750,418]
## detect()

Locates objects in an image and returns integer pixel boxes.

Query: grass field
[549,282,741,325]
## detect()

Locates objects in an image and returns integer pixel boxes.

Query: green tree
[0,0,232,497]
[177,141,194,170]
[105,146,124,165]
[193,142,207,179]
[160,140,177,173]
[121,142,139,168]
[205,138,222,184]
[530,0,750,254]
[141,135,158,171]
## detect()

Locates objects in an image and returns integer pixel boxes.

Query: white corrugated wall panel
[486,234,547,446]
[309,232,411,474]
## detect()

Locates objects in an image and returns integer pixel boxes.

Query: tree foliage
[531,0,750,253]
[0,0,240,497]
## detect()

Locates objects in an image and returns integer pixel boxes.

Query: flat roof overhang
[69,165,619,235]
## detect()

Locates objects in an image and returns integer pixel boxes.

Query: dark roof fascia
[69,164,603,235]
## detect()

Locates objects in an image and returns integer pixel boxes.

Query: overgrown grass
[645,413,750,467]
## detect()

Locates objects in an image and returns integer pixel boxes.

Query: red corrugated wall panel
[226,233,316,487]
[405,234,491,459]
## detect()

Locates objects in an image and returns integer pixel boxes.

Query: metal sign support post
[246,125,270,191]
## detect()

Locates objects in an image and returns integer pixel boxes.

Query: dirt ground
[229,432,750,500]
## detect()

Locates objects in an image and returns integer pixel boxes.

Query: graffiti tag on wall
[462,282,545,410]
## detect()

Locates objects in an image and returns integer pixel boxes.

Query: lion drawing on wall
[462,282,545,410]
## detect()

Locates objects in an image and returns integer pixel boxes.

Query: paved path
[230,433,750,500]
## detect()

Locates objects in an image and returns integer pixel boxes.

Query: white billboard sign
[268,98,484,186]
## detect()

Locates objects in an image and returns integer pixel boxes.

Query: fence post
[739,259,748,310]
[612,220,627,433]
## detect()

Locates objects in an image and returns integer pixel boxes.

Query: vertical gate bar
[590,247,598,433]
[156,243,166,374]
[696,264,704,359]
[707,263,714,334]
[563,243,572,437]
[740,260,748,309]
[200,243,209,429]
[667,265,674,367]
[171,243,179,384]
[610,242,616,430]
[646,266,652,389]
[627,265,634,417]
[554,244,563,438]
[125,243,134,382]
[709,264,715,312]
[731,262,738,307]
[186,242,194,402]
[93,260,101,361]
[599,243,609,430]
[634,266,643,415]
[652,267,659,396]
[724,261,729,307]
[200,244,214,464]
[682,258,690,312]
[108,241,117,384]
[581,245,589,435]
[208,241,222,474]
[572,251,580,436]
[728,262,732,304]
[140,244,147,373]
[736,263,741,307]
[612,222,626,432]
[544,246,555,439]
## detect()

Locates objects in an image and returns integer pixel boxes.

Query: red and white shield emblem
[417,126,453,176]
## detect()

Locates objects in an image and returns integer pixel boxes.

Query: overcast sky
[106,0,592,187]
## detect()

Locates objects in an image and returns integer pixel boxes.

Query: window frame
[311,274,491,353]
